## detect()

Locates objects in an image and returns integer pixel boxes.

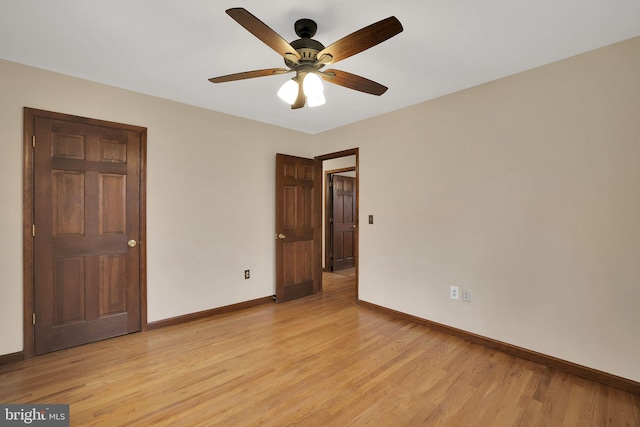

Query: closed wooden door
[275,154,321,303]
[331,175,356,271]
[31,110,144,355]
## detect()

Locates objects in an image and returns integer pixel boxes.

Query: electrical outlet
[450,286,459,300]
[244,270,250,279]
[462,289,471,302]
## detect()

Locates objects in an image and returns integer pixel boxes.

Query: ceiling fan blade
[317,16,403,65]
[226,8,301,62]
[291,81,305,109]
[321,69,388,96]
[209,68,291,83]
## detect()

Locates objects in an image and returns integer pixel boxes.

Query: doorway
[316,149,359,302]
[23,108,147,357]
[325,171,356,272]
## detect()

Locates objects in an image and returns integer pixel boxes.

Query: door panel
[52,257,85,325]
[52,171,85,235]
[99,254,127,316]
[99,174,127,234]
[332,175,356,271]
[33,114,142,355]
[275,154,321,303]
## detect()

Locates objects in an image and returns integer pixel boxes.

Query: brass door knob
[276,233,286,240]
[127,240,138,248]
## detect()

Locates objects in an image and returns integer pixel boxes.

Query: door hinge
[32,313,36,325]
[32,224,36,237]
[32,135,36,148]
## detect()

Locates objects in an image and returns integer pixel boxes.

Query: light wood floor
[322,267,357,303]
[1,287,638,426]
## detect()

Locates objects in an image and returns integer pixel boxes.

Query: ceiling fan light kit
[302,73,323,95]
[277,79,299,104]
[209,8,403,109]
[306,92,326,108]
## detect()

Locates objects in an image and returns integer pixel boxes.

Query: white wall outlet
[450,286,459,300]
[462,289,471,302]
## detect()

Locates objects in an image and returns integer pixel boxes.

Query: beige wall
[1,36,639,383]
[315,37,640,382]
[0,59,313,356]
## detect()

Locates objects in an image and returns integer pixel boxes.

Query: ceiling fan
[209,8,403,109]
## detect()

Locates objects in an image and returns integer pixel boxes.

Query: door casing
[315,148,359,299]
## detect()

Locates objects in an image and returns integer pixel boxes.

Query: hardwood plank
[146,296,273,330]
[1,293,638,426]
[322,268,356,303]
[359,299,640,395]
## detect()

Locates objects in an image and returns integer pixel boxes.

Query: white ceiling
[2,1,639,134]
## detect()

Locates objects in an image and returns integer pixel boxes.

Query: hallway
[322,267,356,303]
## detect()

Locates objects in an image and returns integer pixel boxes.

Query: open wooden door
[275,154,322,303]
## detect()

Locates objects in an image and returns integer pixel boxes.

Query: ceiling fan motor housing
[294,18,317,38]
[285,19,326,69]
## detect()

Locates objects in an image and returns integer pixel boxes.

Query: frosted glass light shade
[277,79,298,104]
[307,93,326,107]
[303,73,323,97]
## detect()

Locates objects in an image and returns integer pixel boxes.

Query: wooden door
[275,154,322,303]
[31,110,143,355]
[331,175,356,271]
